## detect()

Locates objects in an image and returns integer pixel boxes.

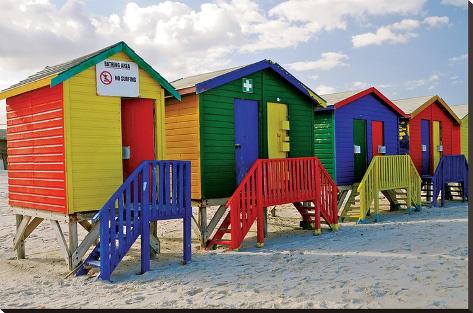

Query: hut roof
[451,104,468,119]
[393,95,461,124]
[0,41,181,101]
[171,59,326,106]
[318,87,407,117]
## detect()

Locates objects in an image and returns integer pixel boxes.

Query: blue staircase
[430,155,468,207]
[77,160,192,281]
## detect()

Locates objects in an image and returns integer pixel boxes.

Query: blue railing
[94,160,191,281]
[431,155,468,207]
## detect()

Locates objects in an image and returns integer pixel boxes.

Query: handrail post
[183,161,192,263]
[99,208,111,281]
[373,159,380,222]
[256,161,264,248]
[140,163,150,274]
[406,157,412,214]
[313,160,321,235]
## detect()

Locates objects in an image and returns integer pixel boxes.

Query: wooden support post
[71,221,100,269]
[15,215,26,259]
[150,221,159,257]
[68,216,78,270]
[191,214,201,238]
[198,205,207,247]
[270,206,276,217]
[50,220,70,266]
[263,207,268,238]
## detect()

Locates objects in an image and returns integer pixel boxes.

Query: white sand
[0,171,467,309]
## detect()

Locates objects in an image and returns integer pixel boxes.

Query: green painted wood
[51,41,181,100]
[199,69,316,199]
[353,119,367,182]
[313,110,336,181]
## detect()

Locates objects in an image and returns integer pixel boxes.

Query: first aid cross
[242,78,253,93]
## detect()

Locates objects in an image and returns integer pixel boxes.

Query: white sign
[96,59,139,97]
[354,145,361,154]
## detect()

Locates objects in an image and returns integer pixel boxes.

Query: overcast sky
[0,0,467,126]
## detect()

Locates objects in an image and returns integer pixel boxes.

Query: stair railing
[357,155,422,222]
[93,160,191,281]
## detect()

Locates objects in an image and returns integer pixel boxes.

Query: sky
[0,0,468,126]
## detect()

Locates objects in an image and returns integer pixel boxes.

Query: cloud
[351,81,369,89]
[449,53,468,63]
[441,0,467,7]
[286,52,348,72]
[406,73,440,90]
[315,85,337,95]
[423,16,449,28]
[352,16,449,48]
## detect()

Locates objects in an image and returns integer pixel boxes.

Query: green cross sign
[242,78,253,93]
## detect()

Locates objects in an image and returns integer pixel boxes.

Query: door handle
[235,143,241,148]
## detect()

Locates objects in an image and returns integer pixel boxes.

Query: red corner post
[256,161,264,248]
[313,160,321,236]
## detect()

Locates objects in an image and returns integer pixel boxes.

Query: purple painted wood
[421,119,431,176]
[79,160,192,281]
[195,59,322,103]
[334,93,401,185]
[431,155,468,207]
[234,99,259,184]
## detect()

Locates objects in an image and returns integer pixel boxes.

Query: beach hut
[452,104,468,160]
[314,87,407,185]
[0,41,192,278]
[393,95,462,176]
[165,59,332,246]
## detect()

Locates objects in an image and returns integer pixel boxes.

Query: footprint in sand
[185,287,204,296]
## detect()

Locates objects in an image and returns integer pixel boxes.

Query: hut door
[234,99,259,184]
[433,121,442,172]
[267,102,290,158]
[371,121,384,157]
[421,119,430,175]
[353,119,367,182]
[121,98,155,180]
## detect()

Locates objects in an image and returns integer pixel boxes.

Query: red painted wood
[121,98,155,180]
[408,99,462,175]
[206,157,339,249]
[372,121,384,157]
[6,85,67,213]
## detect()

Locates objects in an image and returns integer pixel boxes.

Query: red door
[372,121,384,157]
[121,98,155,180]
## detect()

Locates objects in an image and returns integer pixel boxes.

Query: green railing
[357,155,422,222]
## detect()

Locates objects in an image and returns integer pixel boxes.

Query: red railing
[207,157,338,250]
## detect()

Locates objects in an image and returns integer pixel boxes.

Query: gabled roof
[318,87,407,117]
[393,95,461,124]
[0,41,181,101]
[171,59,326,106]
[451,104,468,119]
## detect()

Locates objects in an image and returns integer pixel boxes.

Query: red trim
[334,87,408,118]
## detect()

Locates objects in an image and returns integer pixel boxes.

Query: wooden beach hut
[165,59,339,247]
[0,41,192,279]
[313,87,422,222]
[393,95,462,176]
[452,104,468,160]
[314,87,407,185]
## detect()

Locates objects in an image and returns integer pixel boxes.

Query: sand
[0,171,467,309]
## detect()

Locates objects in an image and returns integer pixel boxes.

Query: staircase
[357,155,422,223]
[206,157,339,250]
[77,160,192,281]
[430,155,468,207]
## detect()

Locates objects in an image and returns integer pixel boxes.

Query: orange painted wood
[6,85,67,213]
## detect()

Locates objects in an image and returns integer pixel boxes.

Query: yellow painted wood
[433,121,441,170]
[63,51,166,213]
[267,102,289,158]
[461,115,468,160]
[0,75,57,100]
[357,155,422,221]
[165,94,201,199]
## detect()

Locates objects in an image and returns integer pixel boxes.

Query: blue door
[234,99,259,184]
[421,119,430,176]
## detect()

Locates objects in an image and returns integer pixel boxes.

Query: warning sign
[96,59,139,97]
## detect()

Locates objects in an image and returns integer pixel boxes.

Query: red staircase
[206,157,339,250]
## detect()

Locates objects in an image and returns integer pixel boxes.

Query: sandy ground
[0,170,468,309]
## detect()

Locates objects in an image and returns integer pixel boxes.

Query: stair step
[85,260,100,268]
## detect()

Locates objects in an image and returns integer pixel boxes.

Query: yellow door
[267,102,290,158]
[433,121,442,171]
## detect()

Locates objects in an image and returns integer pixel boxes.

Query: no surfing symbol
[100,71,113,85]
